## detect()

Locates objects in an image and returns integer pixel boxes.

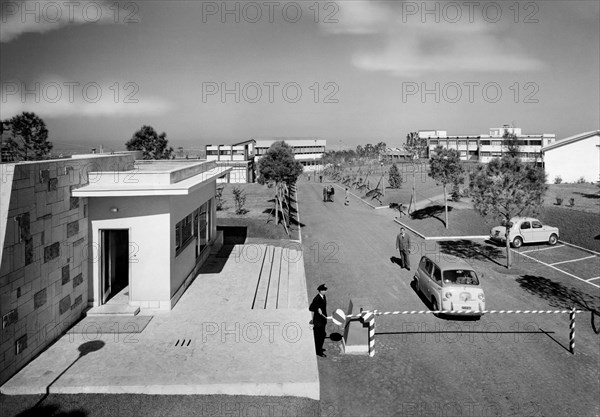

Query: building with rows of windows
[419,126,556,163]
[205,139,256,183]
[254,138,326,172]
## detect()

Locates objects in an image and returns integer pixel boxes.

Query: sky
[1,0,599,153]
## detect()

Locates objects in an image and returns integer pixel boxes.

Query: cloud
[320,1,545,75]
[1,0,133,43]
[1,78,173,118]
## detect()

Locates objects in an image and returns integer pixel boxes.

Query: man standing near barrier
[396,227,411,270]
[309,284,328,357]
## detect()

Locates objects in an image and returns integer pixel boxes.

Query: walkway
[1,244,319,399]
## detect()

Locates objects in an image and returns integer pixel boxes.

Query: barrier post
[369,310,376,357]
[569,307,576,355]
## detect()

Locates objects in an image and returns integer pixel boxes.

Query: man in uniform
[396,227,411,270]
[309,284,328,357]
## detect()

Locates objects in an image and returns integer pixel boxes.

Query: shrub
[554,176,563,184]
[450,183,462,202]
[576,176,586,184]
[569,198,575,207]
[556,197,563,205]
[216,187,225,210]
[388,164,403,189]
[232,186,247,215]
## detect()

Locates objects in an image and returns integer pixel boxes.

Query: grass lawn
[394,199,600,253]
[544,183,600,214]
[326,163,444,207]
[216,183,300,241]
[394,204,495,237]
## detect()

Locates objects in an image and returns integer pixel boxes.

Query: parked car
[490,217,559,248]
[413,255,485,316]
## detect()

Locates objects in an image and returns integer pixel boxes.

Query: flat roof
[72,161,232,197]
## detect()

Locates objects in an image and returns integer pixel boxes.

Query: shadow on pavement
[515,275,600,314]
[437,239,505,267]
[17,404,88,417]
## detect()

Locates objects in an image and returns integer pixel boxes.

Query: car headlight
[445,292,452,299]
[478,293,485,300]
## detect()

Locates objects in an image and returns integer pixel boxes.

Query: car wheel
[432,298,439,313]
[512,236,523,248]
[548,234,558,246]
[414,278,421,295]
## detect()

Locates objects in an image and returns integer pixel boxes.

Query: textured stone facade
[0,153,137,386]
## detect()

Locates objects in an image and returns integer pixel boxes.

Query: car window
[532,221,542,228]
[520,221,531,230]
[432,266,442,284]
[419,257,428,272]
[442,270,479,285]
[424,258,434,276]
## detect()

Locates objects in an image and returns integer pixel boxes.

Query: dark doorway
[100,229,129,303]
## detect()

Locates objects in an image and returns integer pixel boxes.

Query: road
[299,181,600,417]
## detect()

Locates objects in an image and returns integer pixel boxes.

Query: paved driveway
[299,181,600,417]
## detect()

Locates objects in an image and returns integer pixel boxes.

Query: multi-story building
[0,152,230,385]
[420,126,556,163]
[205,139,255,183]
[254,138,326,172]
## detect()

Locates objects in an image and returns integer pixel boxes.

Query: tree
[125,125,173,159]
[257,141,304,186]
[428,146,465,229]
[404,131,429,213]
[469,155,547,268]
[388,163,403,189]
[502,128,520,158]
[2,112,52,161]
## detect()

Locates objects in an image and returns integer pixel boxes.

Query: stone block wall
[0,153,137,386]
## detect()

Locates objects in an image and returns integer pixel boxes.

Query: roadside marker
[550,255,596,266]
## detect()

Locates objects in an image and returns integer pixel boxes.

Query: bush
[450,183,462,202]
[556,197,563,205]
[576,176,586,184]
[554,176,563,184]
[388,164,403,189]
[232,186,247,215]
[569,198,575,207]
[216,187,225,210]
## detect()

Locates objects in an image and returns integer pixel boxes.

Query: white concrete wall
[88,196,171,308]
[544,134,600,183]
[169,181,216,299]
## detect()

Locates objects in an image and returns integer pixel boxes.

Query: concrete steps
[86,304,140,316]
[252,245,303,310]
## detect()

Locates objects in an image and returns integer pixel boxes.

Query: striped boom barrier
[328,308,582,356]
[569,307,576,354]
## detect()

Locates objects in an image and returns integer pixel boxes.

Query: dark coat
[396,233,411,252]
[309,294,328,327]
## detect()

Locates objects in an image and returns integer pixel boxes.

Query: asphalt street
[299,181,600,417]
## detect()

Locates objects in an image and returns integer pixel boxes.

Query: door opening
[100,229,129,304]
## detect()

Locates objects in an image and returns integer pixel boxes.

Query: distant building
[254,138,326,172]
[542,130,600,184]
[0,152,230,385]
[379,147,410,162]
[205,139,256,183]
[420,126,556,163]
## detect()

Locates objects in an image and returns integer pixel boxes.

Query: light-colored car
[490,217,559,248]
[414,255,485,316]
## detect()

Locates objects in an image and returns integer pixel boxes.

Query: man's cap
[317,284,328,291]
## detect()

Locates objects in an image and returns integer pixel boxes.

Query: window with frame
[175,213,194,255]
[532,221,542,229]
[433,266,442,283]
[520,221,531,230]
